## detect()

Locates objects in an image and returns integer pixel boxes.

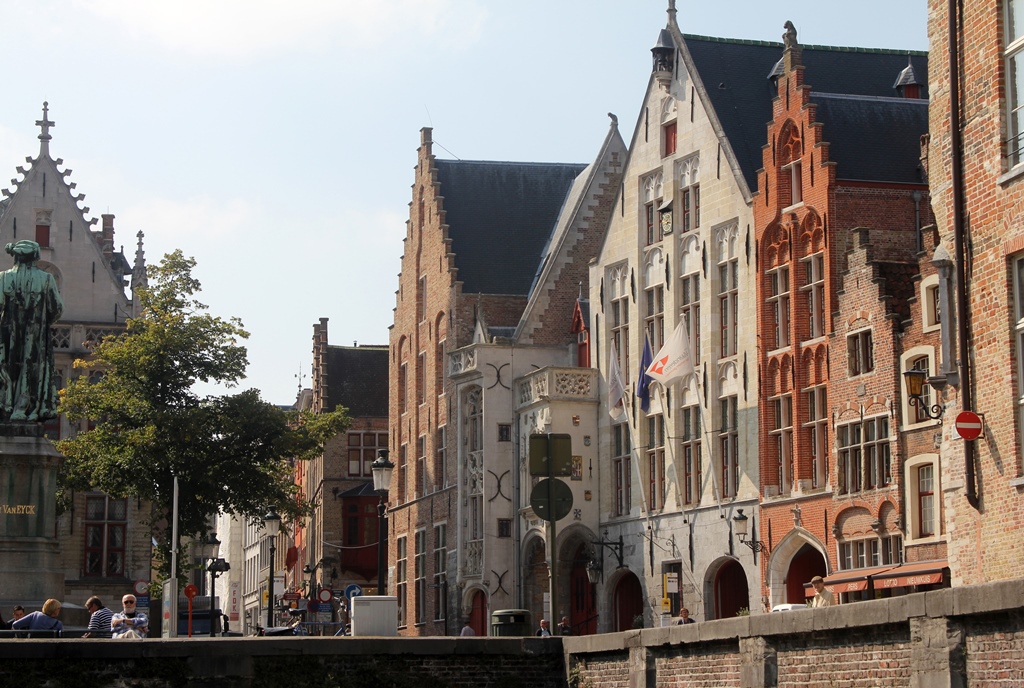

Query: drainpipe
[947,0,979,509]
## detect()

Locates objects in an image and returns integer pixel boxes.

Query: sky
[0,1,928,404]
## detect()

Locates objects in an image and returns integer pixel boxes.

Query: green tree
[58,250,348,576]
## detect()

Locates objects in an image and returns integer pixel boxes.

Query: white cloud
[77,0,487,60]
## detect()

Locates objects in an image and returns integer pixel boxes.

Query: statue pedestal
[0,423,64,603]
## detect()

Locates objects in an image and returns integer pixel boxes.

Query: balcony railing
[516,367,597,409]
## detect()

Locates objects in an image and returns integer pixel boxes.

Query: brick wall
[566,578,1024,688]
[927,0,1024,585]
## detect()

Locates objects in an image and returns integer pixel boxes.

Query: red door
[787,544,826,604]
[469,589,487,636]
[713,559,749,619]
[570,545,596,634]
[613,573,644,631]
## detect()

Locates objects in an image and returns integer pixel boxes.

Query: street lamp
[732,509,767,563]
[372,449,394,595]
[263,508,281,630]
[903,368,944,421]
[586,531,624,584]
[207,555,230,637]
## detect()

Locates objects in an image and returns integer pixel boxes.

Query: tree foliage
[57,250,348,575]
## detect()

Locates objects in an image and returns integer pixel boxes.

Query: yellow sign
[661,597,671,612]
[262,589,269,604]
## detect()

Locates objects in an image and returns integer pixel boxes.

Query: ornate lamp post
[732,509,767,564]
[904,368,944,421]
[263,508,281,630]
[372,449,395,595]
[203,532,231,638]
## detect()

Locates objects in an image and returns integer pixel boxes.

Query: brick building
[388,124,624,635]
[250,321,389,633]
[753,27,933,605]
[925,0,1024,584]
[0,103,153,621]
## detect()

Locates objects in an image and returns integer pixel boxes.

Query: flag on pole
[646,321,695,385]
[638,333,654,412]
[608,348,627,419]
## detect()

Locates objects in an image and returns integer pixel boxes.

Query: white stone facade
[589,23,762,625]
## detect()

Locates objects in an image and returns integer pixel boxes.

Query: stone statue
[0,240,64,422]
[783,21,798,50]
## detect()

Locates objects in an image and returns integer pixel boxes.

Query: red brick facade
[754,40,932,603]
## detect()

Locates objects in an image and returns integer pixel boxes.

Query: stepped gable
[322,345,388,417]
[810,94,928,183]
[877,261,919,322]
[681,34,928,191]
[434,160,586,296]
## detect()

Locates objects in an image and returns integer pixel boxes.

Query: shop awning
[871,560,948,590]
[802,564,896,598]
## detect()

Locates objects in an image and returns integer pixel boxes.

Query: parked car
[771,603,807,612]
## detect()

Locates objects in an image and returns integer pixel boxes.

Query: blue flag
[638,333,654,412]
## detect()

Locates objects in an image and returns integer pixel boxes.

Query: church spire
[36,102,54,158]
[131,230,148,315]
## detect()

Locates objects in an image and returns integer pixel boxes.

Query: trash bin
[491,609,532,636]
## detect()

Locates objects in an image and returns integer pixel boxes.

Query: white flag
[645,321,694,385]
[608,348,627,419]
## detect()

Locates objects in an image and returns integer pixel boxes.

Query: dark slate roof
[810,94,928,183]
[681,34,928,191]
[434,160,587,295]
[323,345,388,418]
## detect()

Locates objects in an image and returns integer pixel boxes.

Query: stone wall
[3,580,1023,687]
[565,578,1024,687]
[0,636,566,688]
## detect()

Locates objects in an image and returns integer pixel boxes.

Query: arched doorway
[786,544,826,604]
[613,572,643,631]
[522,536,548,628]
[468,589,487,636]
[712,559,749,619]
[569,543,596,634]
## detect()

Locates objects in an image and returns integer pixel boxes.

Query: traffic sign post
[955,411,983,441]
[183,584,198,637]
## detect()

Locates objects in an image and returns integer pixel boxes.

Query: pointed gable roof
[678,34,928,192]
[434,159,587,295]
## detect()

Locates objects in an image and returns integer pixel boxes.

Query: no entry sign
[954,411,983,441]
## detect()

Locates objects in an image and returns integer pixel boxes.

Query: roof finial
[131,229,148,306]
[36,101,54,157]
[667,0,676,25]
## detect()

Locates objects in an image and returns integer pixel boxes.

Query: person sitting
[556,616,572,635]
[677,608,695,624]
[111,595,149,638]
[11,599,63,637]
[84,597,114,638]
[536,619,551,637]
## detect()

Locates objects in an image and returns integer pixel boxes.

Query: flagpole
[694,379,725,516]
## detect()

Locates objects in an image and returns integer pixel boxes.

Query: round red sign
[955,411,983,441]
[183,584,199,600]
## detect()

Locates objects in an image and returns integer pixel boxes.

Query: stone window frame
[920,274,941,333]
[1005,0,1024,168]
[904,454,942,543]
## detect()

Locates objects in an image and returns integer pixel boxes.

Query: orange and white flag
[645,322,694,386]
